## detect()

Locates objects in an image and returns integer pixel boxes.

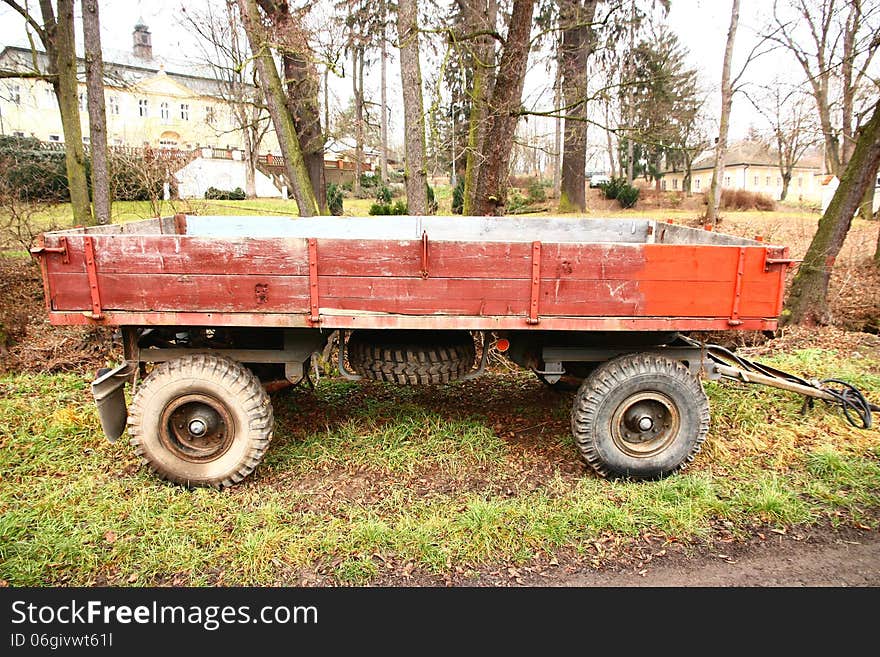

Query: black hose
[678,335,877,429]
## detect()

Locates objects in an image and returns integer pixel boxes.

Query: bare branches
[0,0,47,42]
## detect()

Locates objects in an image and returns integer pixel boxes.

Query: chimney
[133,18,152,60]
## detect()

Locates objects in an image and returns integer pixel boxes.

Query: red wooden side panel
[40,232,786,328]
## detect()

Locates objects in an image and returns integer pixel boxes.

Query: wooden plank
[49,271,780,319]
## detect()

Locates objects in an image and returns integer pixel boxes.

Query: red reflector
[495,338,510,352]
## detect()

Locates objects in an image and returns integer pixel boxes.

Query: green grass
[1,346,878,586]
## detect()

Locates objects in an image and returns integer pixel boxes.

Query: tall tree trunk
[238,0,318,216]
[380,0,389,183]
[257,0,325,212]
[353,47,363,196]
[780,172,791,201]
[552,47,562,197]
[624,0,635,184]
[858,177,876,222]
[705,0,739,227]
[242,113,257,198]
[462,0,497,215]
[783,99,880,325]
[323,67,330,138]
[397,0,428,214]
[558,0,598,213]
[81,0,109,224]
[473,0,536,215]
[40,0,92,225]
[604,101,616,179]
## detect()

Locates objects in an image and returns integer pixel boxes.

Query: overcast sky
[0,0,827,155]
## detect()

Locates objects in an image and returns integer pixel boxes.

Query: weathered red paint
[36,221,788,332]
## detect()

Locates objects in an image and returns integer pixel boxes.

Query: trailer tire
[571,353,709,479]
[347,330,475,384]
[128,355,273,488]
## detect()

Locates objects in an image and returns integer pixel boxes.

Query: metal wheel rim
[610,391,680,458]
[159,393,235,463]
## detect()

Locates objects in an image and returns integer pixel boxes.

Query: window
[160,101,169,120]
[777,177,781,186]
[766,176,771,187]
[8,83,21,104]
[724,175,730,186]
[695,179,701,190]
[78,92,86,111]
[661,179,667,191]
[798,176,803,188]
[82,136,89,144]
[673,178,678,190]
[180,103,189,121]
[12,130,24,137]
[138,99,148,117]
[48,134,61,142]
[754,175,759,186]
[109,95,119,115]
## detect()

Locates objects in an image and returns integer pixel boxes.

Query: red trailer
[35,213,859,488]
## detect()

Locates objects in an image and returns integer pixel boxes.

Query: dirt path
[555,527,880,587]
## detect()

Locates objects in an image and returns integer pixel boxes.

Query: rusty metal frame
[83,236,104,320]
[528,241,542,325]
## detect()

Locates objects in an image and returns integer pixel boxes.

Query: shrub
[426,184,438,214]
[368,199,408,215]
[360,172,380,189]
[711,189,776,211]
[326,183,344,215]
[451,178,464,214]
[0,136,70,202]
[375,184,392,204]
[204,186,246,200]
[616,184,640,208]
[527,178,546,203]
[599,177,627,200]
[507,190,529,214]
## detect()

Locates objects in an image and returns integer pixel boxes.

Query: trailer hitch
[679,336,878,429]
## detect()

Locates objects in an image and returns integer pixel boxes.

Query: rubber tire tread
[347,331,475,384]
[571,353,709,479]
[127,354,273,488]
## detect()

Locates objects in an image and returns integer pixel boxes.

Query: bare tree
[1,0,92,225]
[770,0,880,177]
[181,1,270,199]
[460,0,498,215]
[379,0,390,182]
[397,0,428,213]
[705,0,740,227]
[237,0,319,215]
[747,84,819,201]
[784,97,880,324]
[557,0,599,212]
[81,0,109,224]
[473,0,536,215]
[258,0,326,211]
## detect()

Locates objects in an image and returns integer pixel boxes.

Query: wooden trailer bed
[33,214,792,332]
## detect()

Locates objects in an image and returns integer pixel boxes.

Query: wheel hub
[611,392,680,457]
[159,394,234,463]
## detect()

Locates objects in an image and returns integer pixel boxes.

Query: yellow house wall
[663,164,822,202]
[2,74,279,153]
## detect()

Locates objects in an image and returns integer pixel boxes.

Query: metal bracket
[419,231,429,279]
[337,330,363,380]
[460,331,490,381]
[728,246,745,326]
[764,247,801,272]
[527,241,542,325]
[83,236,103,320]
[30,236,69,264]
[308,237,321,324]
